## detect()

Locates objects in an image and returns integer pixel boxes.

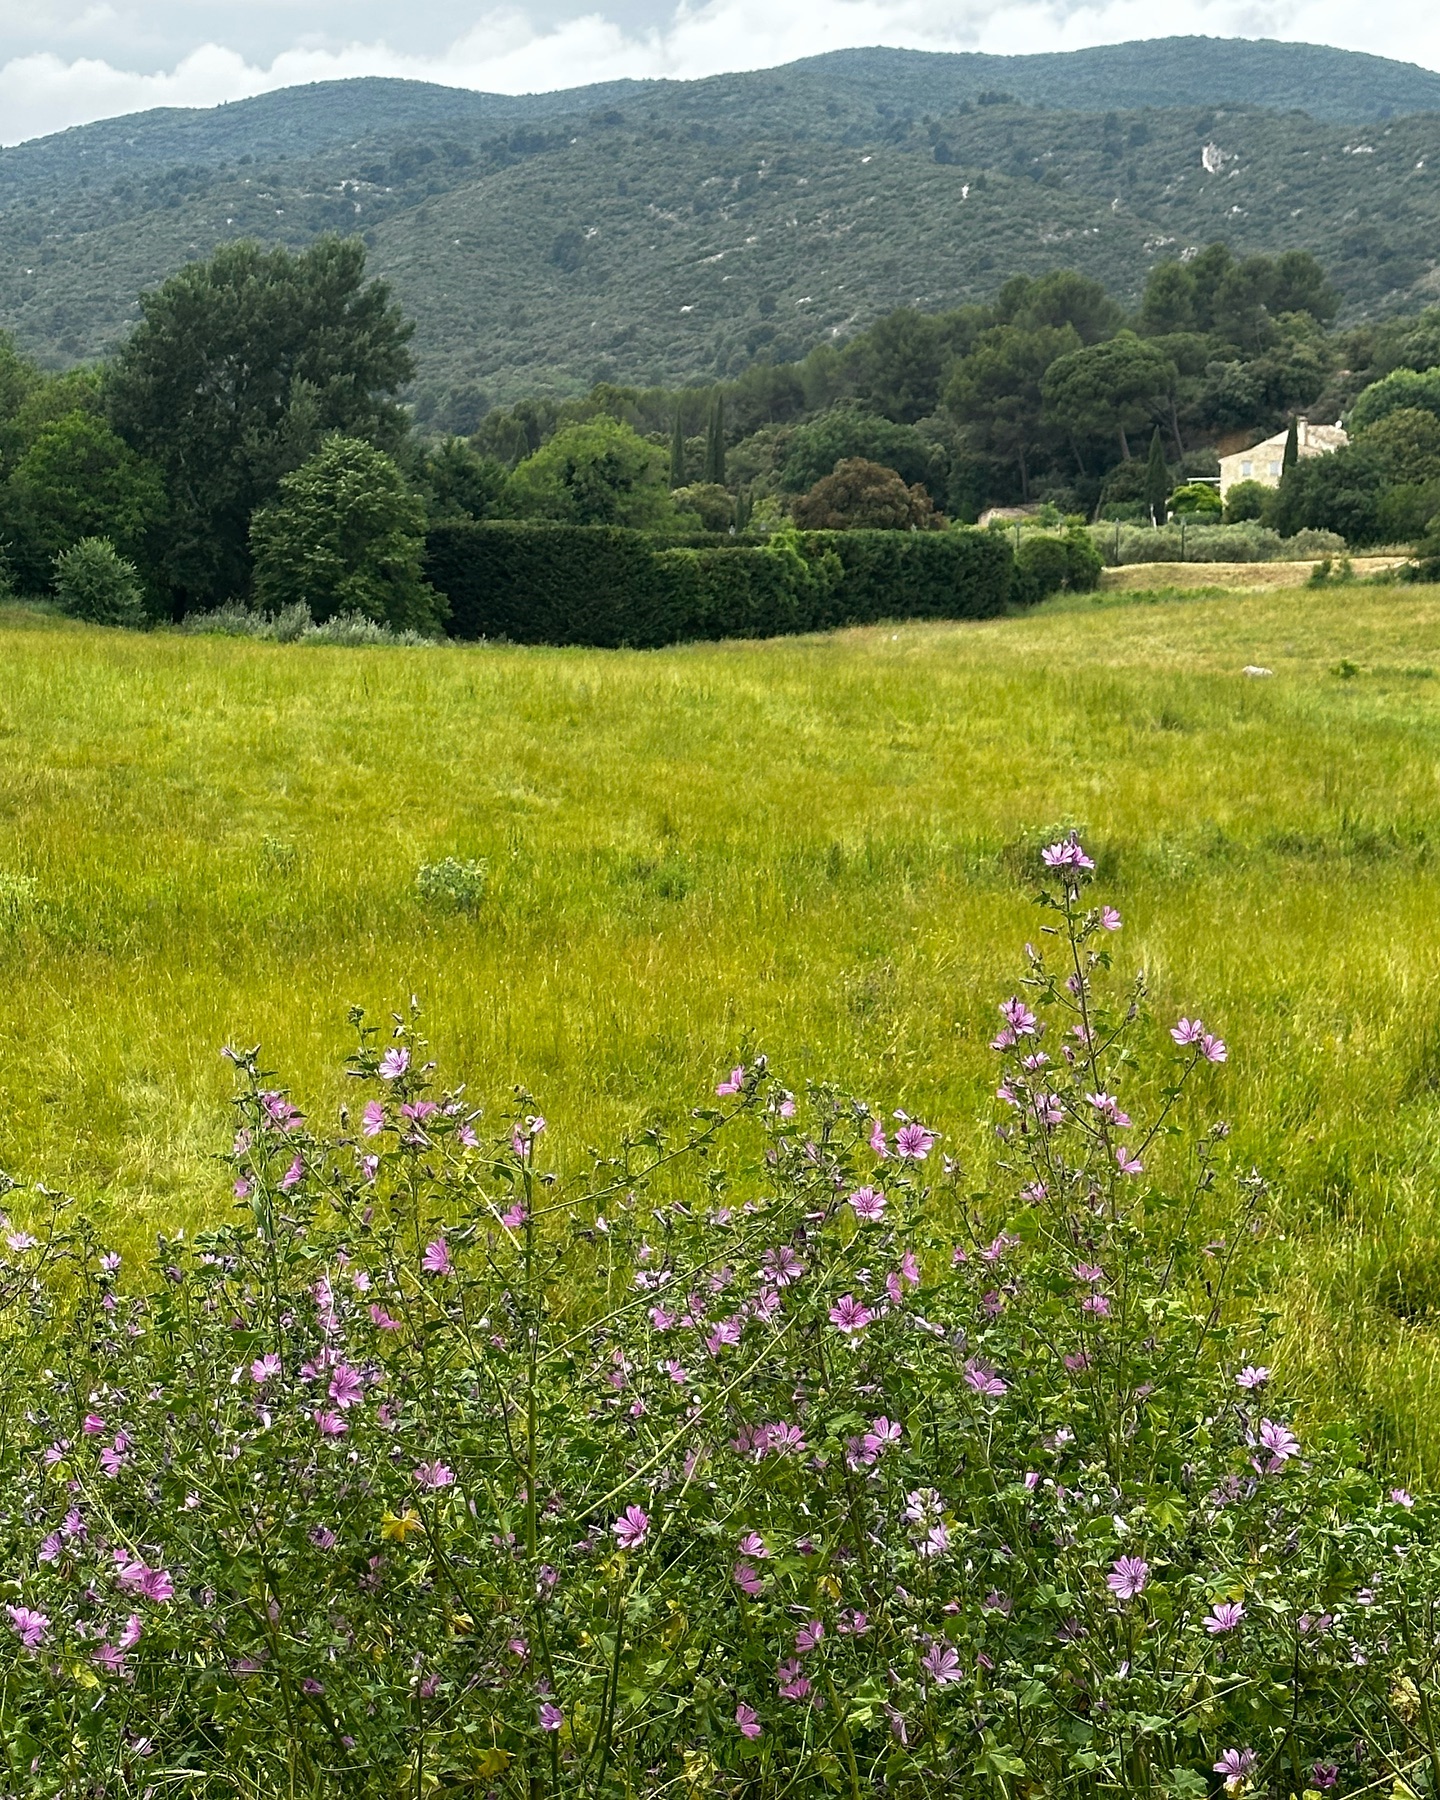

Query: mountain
[3,38,1440,419]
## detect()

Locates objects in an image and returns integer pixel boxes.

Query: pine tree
[704,392,726,486]
[1282,417,1299,473]
[669,409,686,489]
[1143,427,1169,527]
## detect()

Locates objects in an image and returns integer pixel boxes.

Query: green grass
[5,584,1440,1468]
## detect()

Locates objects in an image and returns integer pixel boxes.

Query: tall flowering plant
[0,845,1435,1798]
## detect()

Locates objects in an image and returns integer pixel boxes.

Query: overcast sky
[0,0,1435,147]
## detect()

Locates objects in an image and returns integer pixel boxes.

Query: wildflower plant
[0,842,1436,1797]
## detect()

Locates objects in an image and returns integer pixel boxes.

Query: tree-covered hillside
[3,39,1440,417]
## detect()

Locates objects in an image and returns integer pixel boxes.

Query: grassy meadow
[5,583,1440,1469]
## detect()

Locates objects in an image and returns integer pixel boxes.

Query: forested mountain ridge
[4,38,1440,421]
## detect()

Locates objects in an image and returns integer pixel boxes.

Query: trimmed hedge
[425,521,1015,646]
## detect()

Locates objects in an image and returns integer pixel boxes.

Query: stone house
[1218,417,1348,500]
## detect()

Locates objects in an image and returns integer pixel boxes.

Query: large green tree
[250,435,444,633]
[944,324,1081,498]
[506,417,679,529]
[1041,332,1179,467]
[106,237,415,611]
[5,411,165,593]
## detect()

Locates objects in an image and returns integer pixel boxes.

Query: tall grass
[3,588,1440,1467]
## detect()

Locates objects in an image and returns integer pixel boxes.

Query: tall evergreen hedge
[425,522,1015,646]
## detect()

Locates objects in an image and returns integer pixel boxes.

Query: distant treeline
[4,234,1440,641]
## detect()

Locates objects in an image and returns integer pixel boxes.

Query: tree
[993,270,1122,345]
[838,305,985,423]
[790,459,942,530]
[670,483,734,531]
[1040,333,1179,466]
[704,392,726,486]
[779,404,940,496]
[420,438,509,523]
[5,411,165,591]
[1349,367,1440,435]
[506,417,679,530]
[249,436,444,633]
[945,324,1081,498]
[1143,428,1169,526]
[669,411,686,488]
[1271,444,1386,545]
[106,237,415,610]
[1282,418,1299,473]
[1355,406,1440,485]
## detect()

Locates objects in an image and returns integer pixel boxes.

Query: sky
[0,0,1436,147]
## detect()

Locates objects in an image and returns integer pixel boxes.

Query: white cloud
[2,0,1439,147]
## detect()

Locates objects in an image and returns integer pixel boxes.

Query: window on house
[1241,460,1253,476]
[1268,461,1281,477]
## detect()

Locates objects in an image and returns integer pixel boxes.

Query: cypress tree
[704,392,726,486]
[1143,427,1169,527]
[669,409,685,489]
[1282,417,1299,473]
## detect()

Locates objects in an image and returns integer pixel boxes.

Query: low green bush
[415,855,488,913]
[52,536,146,627]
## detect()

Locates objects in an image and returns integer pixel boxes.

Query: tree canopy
[250,435,443,633]
[106,237,415,609]
[506,418,682,529]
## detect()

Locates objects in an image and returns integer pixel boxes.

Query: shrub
[0,849,1433,1794]
[415,855,488,913]
[52,535,146,627]
[1223,478,1271,524]
[425,523,1014,645]
[1007,528,1100,605]
[179,601,436,646]
[1087,521,1347,564]
[250,435,447,634]
[1012,532,1072,604]
[1168,480,1223,516]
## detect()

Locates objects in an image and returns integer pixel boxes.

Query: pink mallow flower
[922,1642,962,1685]
[735,1702,762,1740]
[421,1238,452,1277]
[1106,1556,1150,1601]
[1205,1601,1245,1634]
[1041,837,1094,871]
[895,1122,934,1160]
[378,1047,410,1081]
[117,1560,173,1603]
[612,1505,650,1550]
[732,1560,765,1598]
[6,1606,49,1648]
[848,1187,886,1222]
[328,1366,364,1410]
[828,1295,873,1336]
[415,1461,455,1489]
[1255,1419,1299,1472]
[539,1701,563,1732]
[715,1066,746,1097]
